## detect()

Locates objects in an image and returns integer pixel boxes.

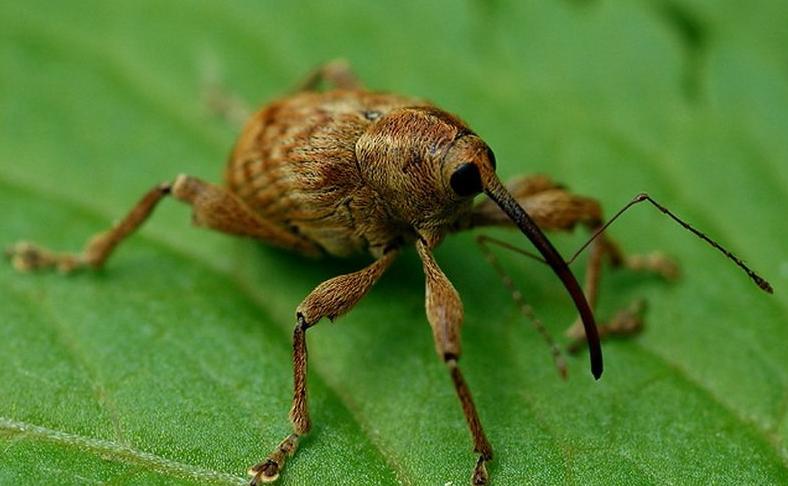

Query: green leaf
[1,1,786,484]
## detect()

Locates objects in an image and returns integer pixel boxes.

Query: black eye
[450,163,483,197]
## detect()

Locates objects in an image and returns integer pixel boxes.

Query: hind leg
[6,174,319,273]
[295,59,363,92]
[203,59,362,126]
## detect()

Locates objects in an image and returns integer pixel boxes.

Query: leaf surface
[1,1,786,484]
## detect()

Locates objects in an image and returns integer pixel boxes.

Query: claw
[627,251,680,281]
[607,299,647,334]
[5,241,81,273]
[248,459,280,484]
[248,433,299,484]
[6,241,47,271]
[567,299,648,353]
[472,456,489,486]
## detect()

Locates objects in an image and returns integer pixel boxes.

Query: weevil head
[356,106,604,379]
[356,106,496,243]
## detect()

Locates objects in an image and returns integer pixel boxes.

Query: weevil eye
[450,162,483,197]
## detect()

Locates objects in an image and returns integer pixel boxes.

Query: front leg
[416,240,492,485]
[248,249,398,484]
[463,178,678,351]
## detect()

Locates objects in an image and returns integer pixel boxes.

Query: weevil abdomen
[225,90,425,257]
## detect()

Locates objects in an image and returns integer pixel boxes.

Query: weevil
[6,60,773,485]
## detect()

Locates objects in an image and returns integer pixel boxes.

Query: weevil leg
[459,179,679,353]
[561,223,650,349]
[6,174,319,273]
[476,235,567,378]
[466,176,673,276]
[170,175,319,255]
[476,178,774,347]
[248,250,398,485]
[294,59,363,92]
[474,233,648,353]
[416,240,493,486]
[201,59,364,126]
[461,175,563,229]
[503,188,675,350]
[7,183,172,272]
[198,55,252,126]
[201,81,252,127]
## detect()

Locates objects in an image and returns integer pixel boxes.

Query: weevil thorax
[355,107,495,246]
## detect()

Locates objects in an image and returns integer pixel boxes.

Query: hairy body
[226,90,427,257]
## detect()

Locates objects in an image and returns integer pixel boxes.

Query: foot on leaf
[248,433,299,485]
[567,299,647,353]
[626,252,680,281]
[248,459,281,485]
[5,241,81,273]
[472,455,490,486]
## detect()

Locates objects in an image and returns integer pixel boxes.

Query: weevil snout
[445,140,604,377]
[481,166,603,379]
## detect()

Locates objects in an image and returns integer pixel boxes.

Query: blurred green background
[1,1,786,484]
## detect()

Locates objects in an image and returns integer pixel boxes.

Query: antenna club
[755,276,774,294]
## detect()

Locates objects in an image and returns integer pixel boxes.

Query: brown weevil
[6,60,773,485]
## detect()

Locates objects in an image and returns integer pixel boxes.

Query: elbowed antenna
[483,174,604,380]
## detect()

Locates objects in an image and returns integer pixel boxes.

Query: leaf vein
[0,416,246,485]
[6,284,130,448]
[635,343,788,468]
